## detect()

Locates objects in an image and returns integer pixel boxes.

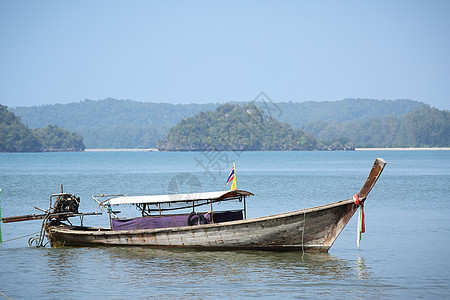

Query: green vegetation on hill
[12,98,217,149]
[0,105,85,152]
[79,125,167,149]
[13,98,218,129]
[33,125,85,151]
[0,104,42,152]
[301,105,450,147]
[157,103,332,151]
[274,98,425,128]
[12,98,427,149]
[6,97,447,151]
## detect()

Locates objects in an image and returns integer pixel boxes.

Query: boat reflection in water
[46,246,381,298]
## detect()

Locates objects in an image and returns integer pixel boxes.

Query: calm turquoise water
[1,151,449,299]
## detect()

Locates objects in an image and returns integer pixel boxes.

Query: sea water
[0,150,449,299]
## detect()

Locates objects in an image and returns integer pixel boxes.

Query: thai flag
[226,165,235,185]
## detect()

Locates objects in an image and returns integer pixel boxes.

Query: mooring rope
[1,231,40,243]
[0,290,12,300]
[36,212,51,247]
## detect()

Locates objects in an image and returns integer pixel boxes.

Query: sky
[1,0,449,110]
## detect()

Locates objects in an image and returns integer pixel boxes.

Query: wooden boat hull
[46,198,357,251]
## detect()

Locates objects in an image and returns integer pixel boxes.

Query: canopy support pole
[243,196,247,219]
[210,200,214,223]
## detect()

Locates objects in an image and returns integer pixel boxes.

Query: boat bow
[357,158,387,202]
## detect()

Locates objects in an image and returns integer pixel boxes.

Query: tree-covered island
[157,103,354,151]
[0,104,85,152]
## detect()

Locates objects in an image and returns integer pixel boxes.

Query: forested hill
[12,98,426,148]
[12,99,217,149]
[274,98,425,128]
[302,105,450,148]
[0,104,42,152]
[0,105,85,152]
[157,103,328,151]
[13,98,218,129]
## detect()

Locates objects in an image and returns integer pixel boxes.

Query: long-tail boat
[2,158,386,251]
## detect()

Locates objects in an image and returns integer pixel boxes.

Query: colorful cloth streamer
[353,193,365,248]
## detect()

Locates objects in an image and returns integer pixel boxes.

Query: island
[157,103,354,151]
[0,104,85,152]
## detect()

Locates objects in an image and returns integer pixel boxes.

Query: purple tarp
[111,210,243,231]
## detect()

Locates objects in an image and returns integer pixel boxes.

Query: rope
[9,210,54,248]
[36,212,51,247]
[1,231,40,243]
[0,291,12,300]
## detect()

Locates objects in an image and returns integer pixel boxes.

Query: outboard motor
[53,193,80,215]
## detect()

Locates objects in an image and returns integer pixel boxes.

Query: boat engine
[53,193,80,215]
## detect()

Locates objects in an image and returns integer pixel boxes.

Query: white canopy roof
[101,190,254,206]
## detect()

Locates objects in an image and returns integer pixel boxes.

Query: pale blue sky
[1,0,449,109]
